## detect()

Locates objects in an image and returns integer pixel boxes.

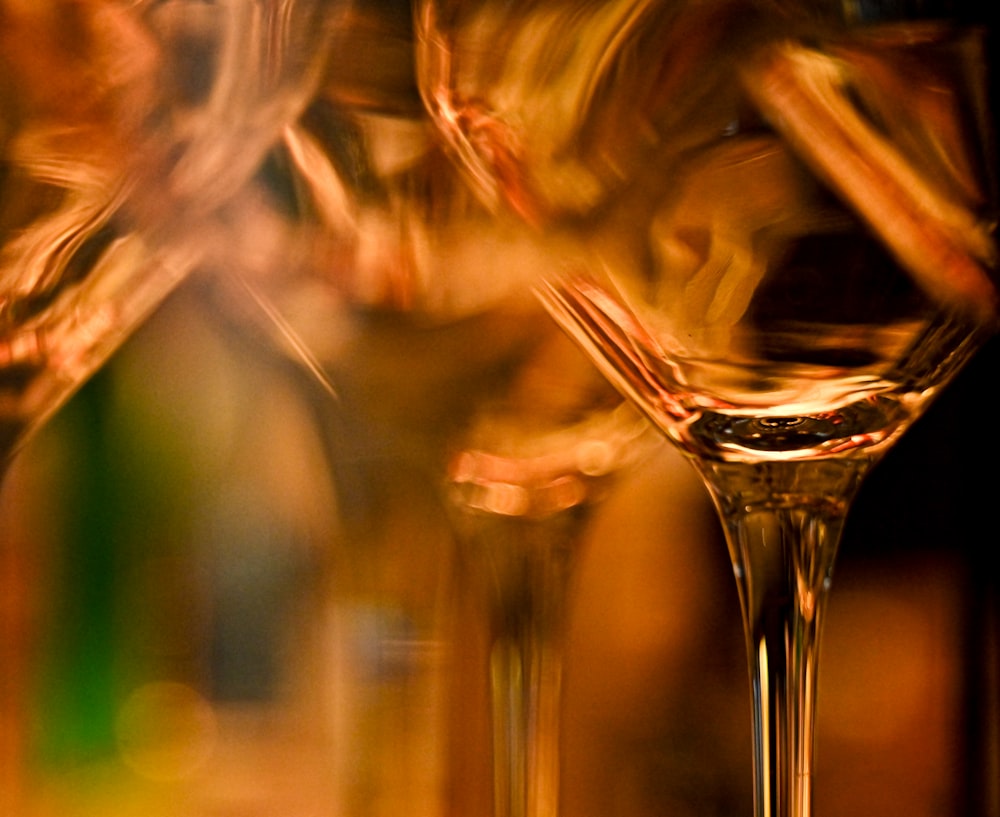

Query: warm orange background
[2,284,997,817]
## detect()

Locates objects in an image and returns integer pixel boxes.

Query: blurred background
[2,0,999,815]
[1,272,997,817]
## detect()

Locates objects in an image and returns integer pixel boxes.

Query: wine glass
[199,5,657,816]
[1,0,334,809]
[414,0,998,815]
[0,0,335,469]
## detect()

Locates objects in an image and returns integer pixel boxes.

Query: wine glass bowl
[416,0,997,456]
[1,1,163,461]
[0,0,335,467]
[536,16,998,481]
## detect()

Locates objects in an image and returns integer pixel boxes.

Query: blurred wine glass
[201,3,656,816]
[1,0,335,809]
[413,0,999,815]
[0,0,332,468]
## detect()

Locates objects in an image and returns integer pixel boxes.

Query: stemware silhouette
[414,0,998,815]
[1,0,335,809]
[200,4,656,816]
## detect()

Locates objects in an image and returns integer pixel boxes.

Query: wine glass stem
[475,515,577,817]
[491,626,562,817]
[698,458,871,817]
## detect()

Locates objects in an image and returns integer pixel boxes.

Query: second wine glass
[203,4,655,816]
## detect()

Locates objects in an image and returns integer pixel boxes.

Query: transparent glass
[0,0,332,469]
[413,0,999,815]
[1,1,334,810]
[200,4,656,816]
